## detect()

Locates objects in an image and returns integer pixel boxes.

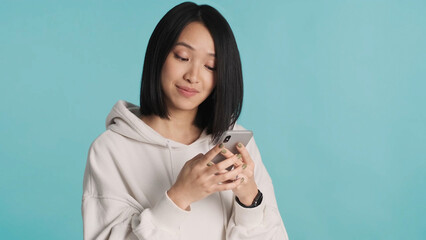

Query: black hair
[139,2,243,143]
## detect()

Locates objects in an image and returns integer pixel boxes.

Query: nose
[183,63,199,84]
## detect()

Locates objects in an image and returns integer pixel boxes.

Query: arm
[82,192,188,240]
[225,138,289,240]
[82,142,188,240]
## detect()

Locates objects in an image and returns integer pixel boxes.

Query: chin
[168,96,208,112]
[170,102,199,112]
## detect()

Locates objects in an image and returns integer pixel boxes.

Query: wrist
[236,189,263,208]
[167,187,191,211]
[236,185,258,206]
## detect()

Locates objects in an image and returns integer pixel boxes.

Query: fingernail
[237,143,242,148]
[240,177,245,183]
[242,164,247,169]
[237,154,242,159]
[207,161,214,167]
[219,143,224,148]
[221,149,227,154]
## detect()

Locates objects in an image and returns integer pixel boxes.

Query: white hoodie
[82,100,288,240]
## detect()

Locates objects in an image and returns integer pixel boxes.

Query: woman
[82,2,288,239]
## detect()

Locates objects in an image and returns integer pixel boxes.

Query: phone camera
[224,135,231,143]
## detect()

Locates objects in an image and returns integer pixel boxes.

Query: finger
[233,162,243,170]
[236,173,247,184]
[207,154,239,175]
[212,177,243,191]
[214,154,243,174]
[220,147,234,159]
[215,154,241,172]
[187,153,205,166]
[214,164,244,183]
[214,147,240,171]
[196,153,208,163]
[236,142,254,164]
[193,153,204,159]
[233,155,244,167]
[202,143,225,165]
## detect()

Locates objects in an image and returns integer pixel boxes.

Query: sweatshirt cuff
[234,197,265,228]
[150,191,190,233]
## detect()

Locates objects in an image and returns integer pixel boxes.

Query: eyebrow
[175,42,216,57]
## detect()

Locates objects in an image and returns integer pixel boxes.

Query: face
[161,21,216,116]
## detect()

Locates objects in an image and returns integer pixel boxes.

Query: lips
[176,85,199,97]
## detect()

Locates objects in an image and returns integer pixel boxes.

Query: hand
[167,144,246,210]
[220,143,258,206]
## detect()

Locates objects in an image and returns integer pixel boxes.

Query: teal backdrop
[1,0,425,239]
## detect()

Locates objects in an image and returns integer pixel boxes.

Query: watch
[236,189,263,208]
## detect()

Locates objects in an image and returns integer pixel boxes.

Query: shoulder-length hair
[139,2,243,143]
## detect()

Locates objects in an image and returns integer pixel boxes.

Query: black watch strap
[235,189,263,208]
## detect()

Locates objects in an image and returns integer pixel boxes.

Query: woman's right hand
[167,144,244,210]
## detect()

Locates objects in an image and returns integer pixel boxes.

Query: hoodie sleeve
[82,137,189,240]
[225,138,289,240]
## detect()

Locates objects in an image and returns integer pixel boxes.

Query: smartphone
[211,130,253,169]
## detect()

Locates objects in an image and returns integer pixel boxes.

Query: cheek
[161,62,172,84]
[161,56,180,84]
[207,75,216,92]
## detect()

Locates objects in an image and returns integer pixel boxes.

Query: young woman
[82,2,288,239]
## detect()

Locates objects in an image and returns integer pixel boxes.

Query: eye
[205,65,216,71]
[174,53,189,61]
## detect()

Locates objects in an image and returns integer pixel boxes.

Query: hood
[105,100,211,148]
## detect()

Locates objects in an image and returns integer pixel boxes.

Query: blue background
[1,0,425,239]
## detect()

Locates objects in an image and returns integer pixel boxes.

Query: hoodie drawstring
[166,140,175,186]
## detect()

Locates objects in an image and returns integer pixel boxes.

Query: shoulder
[89,129,122,151]
[86,129,132,168]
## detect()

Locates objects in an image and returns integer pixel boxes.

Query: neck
[140,108,202,145]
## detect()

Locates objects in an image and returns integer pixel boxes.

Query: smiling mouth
[176,85,199,97]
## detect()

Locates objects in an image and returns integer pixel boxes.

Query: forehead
[175,22,215,54]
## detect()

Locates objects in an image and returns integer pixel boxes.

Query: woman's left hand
[220,143,259,206]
